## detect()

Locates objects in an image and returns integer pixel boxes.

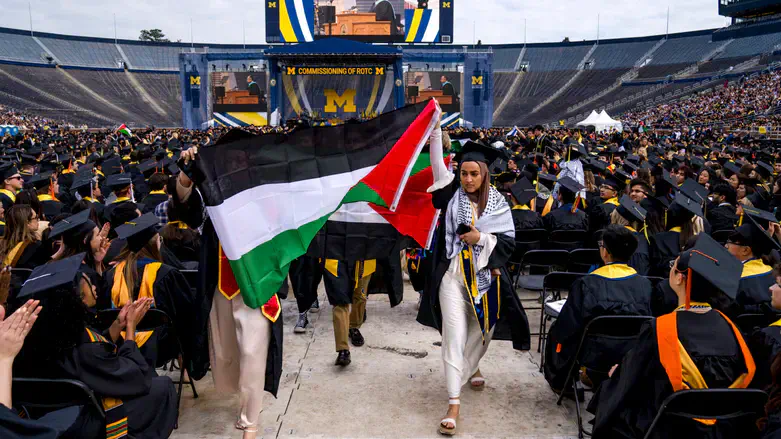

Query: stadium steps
[124,69,169,119]
[530,43,597,114]
[512,46,527,72]
[115,44,134,70]
[0,65,115,125]
[492,71,525,121]
[562,38,666,118]
[31,37,61,65]
[700,39,733,63]
[55,67,142,122]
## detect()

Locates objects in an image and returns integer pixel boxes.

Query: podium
[408,90,453,106]
[325,13,391,36]
[218,90,259,105]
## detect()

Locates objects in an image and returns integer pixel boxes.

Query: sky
[4,0,730,45]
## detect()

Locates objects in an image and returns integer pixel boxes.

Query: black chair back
[542,271,585,296]
[711,229,733,245]
[511,228,547,261]
[643,389,767,439]
[548,230,587,250]
[13,378,105,419]
[736,313,781,334]
[574,315,654,384]
[521,249,570,274]
[568,249,602,273]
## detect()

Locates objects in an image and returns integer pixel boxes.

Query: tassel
[738,213,743,226]
[542,196,554,217]
[571,195,580,213]
[685,268,693,310]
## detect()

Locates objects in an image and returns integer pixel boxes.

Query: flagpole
[597,14,600,44]
[28,2,33,36]
[243,20,246,49]
[666,6,670,38]
[113,13,117,44]
[190,18,194,49]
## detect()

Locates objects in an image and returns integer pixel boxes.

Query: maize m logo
[324,89,357,113]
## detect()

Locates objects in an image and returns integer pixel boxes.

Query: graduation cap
[756,161,774,180]
[657,170,679,193]
[602,173,626,192]
[458,141,502,166]
[558,176,584,194]
[671,191,703,219]
[723,162,741,178]
[138,159,160,176]
[490,158,507,174]
[76,163,95,175]
[495,172,516,184]
[621,161,638,174]
[584,158,607,174]
[28,171,53,190]
[616,194,647,224]
[565,142,587,160]
[70,174,97,195]
[102,157,123,176]
[17,253,85,300]
[741,206,778,229]
[510,177,537,206]
[0,163,19,181]
[647,156,663,167]
[677,233,742,301]
[115,212,161,252]
[106,173,133,191]
[679,179,708,206]
[689,157,705,171]
[537,173,556,189]
[49,210,95,240]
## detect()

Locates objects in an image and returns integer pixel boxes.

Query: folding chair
[556,315,654,438]
[515,249,569,293]
[567,249,602,273]
[643,389,767,439]
[548,230,588,250]
[735,313,781,335]
[13,377,105,419]
[538,272,585,362]
[507,229,547,279]
[95,308,197,428]
[711,229,734,245]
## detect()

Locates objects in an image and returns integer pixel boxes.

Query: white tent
[576,110,622,132]
[576,110,600,127]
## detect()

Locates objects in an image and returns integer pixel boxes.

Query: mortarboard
[458,141,502,166]
[671,191,703,219]
[756,161,774,180]
[510,177,537,206]
[102,157,123,176]
[115,212,161,252]
[616,195,647,224]
[679,179,708,206]
[677,233,742,300]
[536,173,556,189]
[558,176,584,194]
[17,253,85,299]
[0,163,19,181]
[48,210,95,240]
[28,171,53,190]
[723,162,741,177]
[602,173,626,192]
[138,159,160,176]
[106,173,133,191]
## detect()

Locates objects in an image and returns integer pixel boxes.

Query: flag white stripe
[207,166,374,260]
[294,0,314,42]
[422,9,440,43]
[329,202,390,224]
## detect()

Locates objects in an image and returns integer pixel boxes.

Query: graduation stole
[353,259,376,289]
[83,328,129,439]
[111,260,162,347]
[218,244,281,322]
[37,194,59,203]
[112,197,131,204]
[741,258,772,278]
[656,310,755,425]
[604,197,620,206]
[148,190,166,195]
[512,205,530,211]
[3,241,29,267]
[407,249,422,272]
[458,246,500,342]
[0,188,16,203]
[167,221,189,230]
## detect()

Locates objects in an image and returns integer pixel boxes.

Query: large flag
[506,126,520,138]
[193,101,441,308]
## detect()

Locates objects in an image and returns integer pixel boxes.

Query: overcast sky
[4,0,730,45]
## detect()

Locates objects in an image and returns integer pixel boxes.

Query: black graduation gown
[102,199,138,225]
[289,255,322,313]
[101,262,207,370]
[140,193,168,214]
[628,231,651,276]
[748,323,781,390]
[732,259,775,315]
[172,186,282,392]
[543,205,589,232]
[649,231,681,277]
[0,404,79,439]
[16,331,177,439]
[39,199,65,220]
[0,190,15,211]
[544,264,654,390]
[511,206,544,231]
[751,186,772,212]
[85,200,106,226]
[707,203,738,233]
[589,311,752,438]
[416,180,531,351]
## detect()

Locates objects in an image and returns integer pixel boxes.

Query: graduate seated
[544,225,654,392]
[102,213,208,371]
[748,263,781,391]
[725,206,779,316]
[588,233,756,438]
[611,195,651,275]
[543,176,588,232]
[159,196,201,266]
[140,173,169,214]
[10,254,178,439]
[650,192,703,277]
[29,172,66,220]
[588,173,624,235]
[708,183,739,233]
[508,177,544,233]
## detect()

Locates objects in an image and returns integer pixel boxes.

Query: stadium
[4,1,781,439]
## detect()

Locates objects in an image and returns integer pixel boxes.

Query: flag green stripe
[342,181,388,207]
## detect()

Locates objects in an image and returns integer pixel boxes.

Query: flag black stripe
[193,102,428,206]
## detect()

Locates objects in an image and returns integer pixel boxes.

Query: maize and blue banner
[266,0,315,43]
[0,125,19,137]
[404,9,439,43]
[281,68,397,120]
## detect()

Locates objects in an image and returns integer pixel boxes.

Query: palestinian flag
[193,101,442,308]
[117,124,132,137]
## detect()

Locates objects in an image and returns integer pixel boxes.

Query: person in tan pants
[325,259,374,366]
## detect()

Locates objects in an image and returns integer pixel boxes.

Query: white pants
[209,291,272,429]
[439,259,494,398]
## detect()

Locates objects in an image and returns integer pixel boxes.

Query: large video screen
[405,70,460,113]
[266,0,454,44]
[211,71,269,126]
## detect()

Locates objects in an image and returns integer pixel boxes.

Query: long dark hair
[56,224,99,271]
[116,235,164,298]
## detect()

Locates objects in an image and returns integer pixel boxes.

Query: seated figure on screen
[371,0,402,35]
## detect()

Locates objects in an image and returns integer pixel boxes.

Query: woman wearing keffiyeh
[417,121,530,436]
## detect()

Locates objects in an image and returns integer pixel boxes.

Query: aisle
[171,282,578,438]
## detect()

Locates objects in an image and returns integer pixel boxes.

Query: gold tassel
[571,195,580,213]
[542,196,554,217]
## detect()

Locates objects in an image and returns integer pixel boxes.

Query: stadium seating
[37,37,123,69]
[0,32,48,64]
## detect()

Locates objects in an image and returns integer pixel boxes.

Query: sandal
[470,372,485,391]
[235,423,258,439]
[438,398,460,436]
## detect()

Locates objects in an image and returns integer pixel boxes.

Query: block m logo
[268,2,277,8]
[287,67,296,75]
[442,1,451,7]
[324,89,356,113]
[190,76,201,86]
[471,76,483,85]
[375,67,385,75]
